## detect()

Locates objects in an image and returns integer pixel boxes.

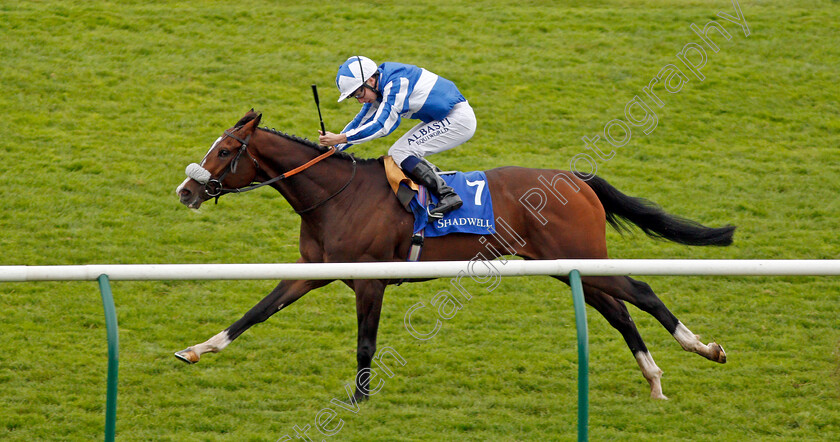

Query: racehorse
[175,110,735,400]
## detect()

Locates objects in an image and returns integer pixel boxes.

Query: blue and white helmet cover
[336,55,378,102]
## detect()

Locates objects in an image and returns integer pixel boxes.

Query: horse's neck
[255,132,357,214]
[255,134,412,258]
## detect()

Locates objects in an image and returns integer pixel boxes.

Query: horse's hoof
[651,391,669,400]
[174,348,199,364]
[710,342,726,363]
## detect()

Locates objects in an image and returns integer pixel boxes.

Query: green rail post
[97,274,118,442]
[569,269,589,442]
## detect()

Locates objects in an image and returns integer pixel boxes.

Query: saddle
[381,155,495,262]
[382,155,494,233]
[382,156,420,211]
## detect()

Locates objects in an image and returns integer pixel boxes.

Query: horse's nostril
[180,188,192,198]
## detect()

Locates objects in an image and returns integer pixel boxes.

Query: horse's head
[176,110,263,209]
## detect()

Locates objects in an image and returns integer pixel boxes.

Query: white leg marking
[674,322,710,353]
[674,322,702,351]
[635,351,667,399]
[673,322,726,362]
[192,330,231,356]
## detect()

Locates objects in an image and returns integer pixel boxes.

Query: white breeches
[388,101,476,166]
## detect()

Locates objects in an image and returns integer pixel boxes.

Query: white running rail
[1,259,839,282]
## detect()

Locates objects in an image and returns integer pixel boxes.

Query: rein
[194,129,354,212]
[294,155,356,214]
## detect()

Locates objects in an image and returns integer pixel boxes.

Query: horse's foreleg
[175,278,330,364]
[582,275,726,364]
[579,283,668,399]
[672,321,726,363]
[348,279,386,402]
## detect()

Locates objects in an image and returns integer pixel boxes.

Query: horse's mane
[259,127,377,164]
[258,127,378,164]
[233,112,378,164]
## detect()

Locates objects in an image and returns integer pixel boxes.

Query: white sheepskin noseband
[186,163,212,184]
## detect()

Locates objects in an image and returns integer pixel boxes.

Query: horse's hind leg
[569,279,667,399]
[582,275,726,364]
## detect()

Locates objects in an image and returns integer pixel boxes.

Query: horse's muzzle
[178,185,204,209]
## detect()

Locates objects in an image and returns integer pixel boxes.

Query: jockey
[319,55,477,216]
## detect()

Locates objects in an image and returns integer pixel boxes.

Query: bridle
[203,130,255,198]
[202,129,356,213]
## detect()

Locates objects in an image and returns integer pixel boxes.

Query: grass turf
[1,0,838,440]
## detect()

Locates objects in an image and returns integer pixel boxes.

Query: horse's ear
[239,110,261,131]
[235,110,262,130]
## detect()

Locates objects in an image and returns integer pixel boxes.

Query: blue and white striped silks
[337,62,466,150]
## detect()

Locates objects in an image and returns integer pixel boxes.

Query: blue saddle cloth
[408,171,495,237]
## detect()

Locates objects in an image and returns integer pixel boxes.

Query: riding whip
[311,84,326,134]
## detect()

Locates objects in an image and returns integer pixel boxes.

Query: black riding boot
[407,159,463,217]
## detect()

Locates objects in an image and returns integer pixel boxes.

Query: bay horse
[175,110,734,400]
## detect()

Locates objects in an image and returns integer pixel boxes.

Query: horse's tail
[576,172,735,246]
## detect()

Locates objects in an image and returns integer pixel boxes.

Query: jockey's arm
[318,131,347,147]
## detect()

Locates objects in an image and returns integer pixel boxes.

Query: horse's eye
[218,149,230,158]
